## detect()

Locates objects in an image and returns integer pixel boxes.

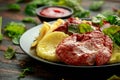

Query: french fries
[31,19,64,48]
[31,19,68,62]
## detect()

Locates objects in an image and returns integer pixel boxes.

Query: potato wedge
[31,22,51,47]
[36,31,68,62]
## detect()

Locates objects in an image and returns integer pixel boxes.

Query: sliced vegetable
[4,46,16,59]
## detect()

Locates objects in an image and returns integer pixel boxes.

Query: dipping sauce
[40,7,71,18]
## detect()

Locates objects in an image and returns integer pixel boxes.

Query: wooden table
[0,0,120,80]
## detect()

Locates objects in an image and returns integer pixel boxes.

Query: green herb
[24,3,37,16]
[107,75,120,80]
[0,3,20,11]
[18,67,33,80]
[106,15,120,26]
[68,23,93,34]
[101,10,115,17]
[78,23,93,34]
[74,10,90,18]
[102,25,120,36]
[24,0,47,16]
[68,24,80,33]
[7,3,20,11]
[0,17,3,41]
[22,17,38,25]
[92,14,120,27]
[4,22,26,44]
[92,16,104,27]
[92,14,120,46]
[113,31,120,46]
[92,14,106,24]
[89,1,104,11]
[4,46,16,59]
[102,25,120,46]
[12,35,21,45]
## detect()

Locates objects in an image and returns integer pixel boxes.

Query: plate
[20,21,120,69]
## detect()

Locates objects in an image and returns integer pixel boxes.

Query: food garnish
[7,3,21,11]
[4,46,16,59]
[22,17,38,25]
[18,67,33,80]
[89,1,104,11]
[4,22,26,44]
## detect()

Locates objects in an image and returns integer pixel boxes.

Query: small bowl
[36,6,73,22]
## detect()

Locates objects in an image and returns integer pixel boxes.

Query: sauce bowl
[36,6,73,22]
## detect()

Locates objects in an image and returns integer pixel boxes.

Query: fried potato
[109,47,120,63]
[31,22,51,48]
[31,19,64,48]
[46,19,64,34]
[36,31,68,62]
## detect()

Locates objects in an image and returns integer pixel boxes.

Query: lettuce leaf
[78,23,93,34]
[68,23,93,34]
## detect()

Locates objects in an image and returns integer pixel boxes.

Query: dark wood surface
[0,0,120,80]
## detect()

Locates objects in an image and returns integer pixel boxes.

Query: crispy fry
[31,22,51,47]
[46,19,64,34]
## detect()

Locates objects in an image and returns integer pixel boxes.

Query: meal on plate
[31,14,120,66]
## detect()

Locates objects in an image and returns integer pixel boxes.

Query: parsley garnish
[4,46,16,59]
